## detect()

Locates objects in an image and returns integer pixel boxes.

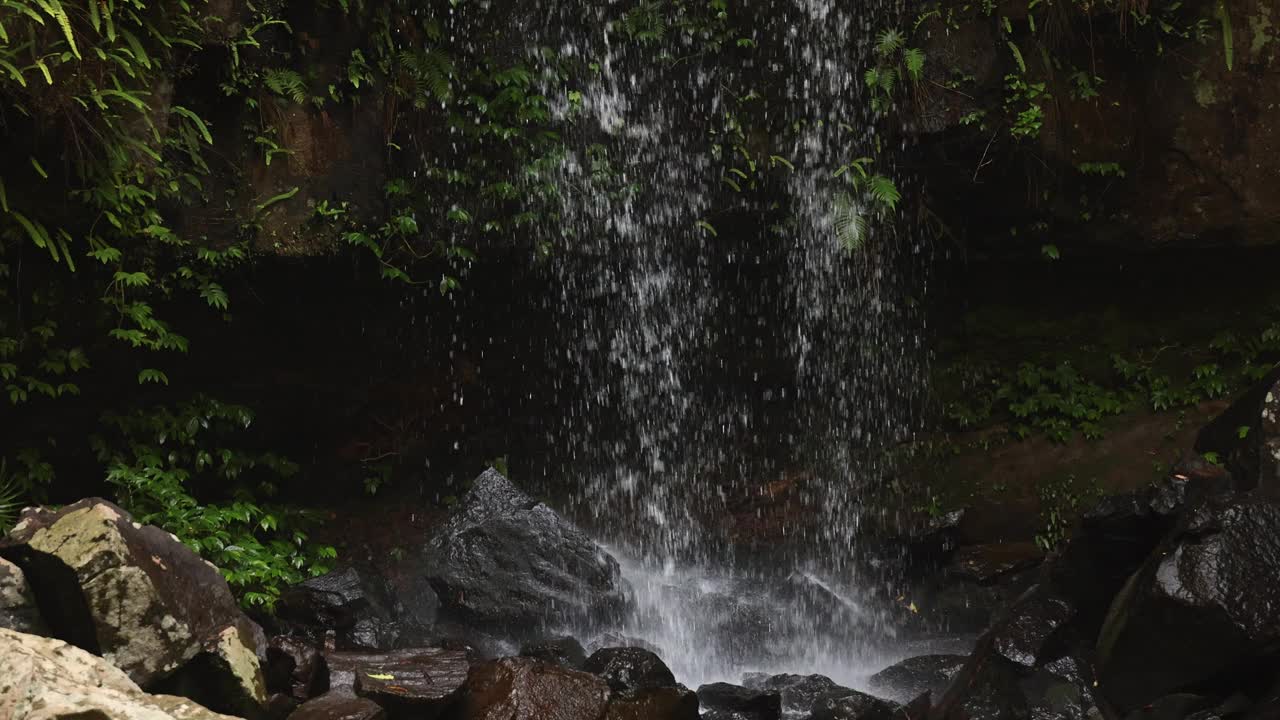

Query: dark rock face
[742,673,852,715]
[266,636,329,703]
[987,585,1074,668]
[0,498,267,714]
[1197,365,1280,495]
[1098,494,1280,711]
[521,636,588,669]
[459,656,611,720]
[696,682,782,720]
[809,690,896,720]
[583,647,676,691]
[931,653,1031,720]
[288,693,388,720]
[277,566,437,651]
[423,469,630,638]
[866,655,967,703]
[604,686,699,720]
[0,557,47,635]
[945,543,1043,585]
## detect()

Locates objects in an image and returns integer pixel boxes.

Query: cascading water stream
[418,0,930,689]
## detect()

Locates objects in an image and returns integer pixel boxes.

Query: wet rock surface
[266,635,330,704]
[422,469,631,638]
[288,693,388,720]
[696,682,782,720]
[521,636,588,669]
[742,673,853,715]
[583,646,676,691]
[459,656,611,720]
[276,566,437,651]
[603,686,699,720]
[866,655,966,703]
[808,690,896,720]
[1097,493,1280,711]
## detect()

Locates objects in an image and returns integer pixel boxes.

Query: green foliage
[0,460,23,533]
[91,396,335,610]
[865,29,927,114]
[832,158,901,252]
[1035,474,1101,552]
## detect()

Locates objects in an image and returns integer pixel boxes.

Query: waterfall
[419,0,929,687]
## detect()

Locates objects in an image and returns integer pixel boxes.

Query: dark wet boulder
[697,682,781,720]
[324,647,470,713]
[266,636,329,703]
[423,469,630,638]
[866,655,966,703]
[288,693,387,720]
[587,632,664,656]
[987,585,1074,667]
[0,499,267,715]
[742,673,852,715]
[277,566,436,651]
[353,653,469,718]
[929,652,1030,720]
[459,656,611,720]
[1118,694,1213,720]
[0,556,47,635]
[1196,364,1280,493]
[809,690,896,720]
[521,635,588,669]
[1097,493,1280,711]
[604,686,699,720]
[584,646,676,691]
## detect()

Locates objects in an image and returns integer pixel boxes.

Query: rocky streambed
[7,368,1280,720]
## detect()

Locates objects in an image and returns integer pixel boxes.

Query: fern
[876,29,905,57]
[0,460,22,532]
[833,192,868,252]
[903,48,926,82]
[398,48,453,103]
[263,68,307,104]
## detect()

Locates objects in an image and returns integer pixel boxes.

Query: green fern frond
[833,192,868,252]
[868,175,901,210]
[0,460,23,533]
[263,68,307,104]
[903,48,926,82]
[876,29,905,57]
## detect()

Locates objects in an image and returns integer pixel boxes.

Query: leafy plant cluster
[941,317,1280,443]
[91,395,335,609]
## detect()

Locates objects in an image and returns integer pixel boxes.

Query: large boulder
[423,469,630,637]
[1197,365,1280,495]
[1097,493,1280,711]
[287,694,387,720]
[0,556,47,634]
[866,655,967,704]
[0,627,239,720]
[265,636,329,704]
[603,686,698,720]
[0,499,267,715]
[459,656,611,720]
[520,636,588,669]
[276,566,436,650]
[696,682,781,720]
[808,690,896,720]
[351,650,469,718]
[742,673,853,716]
[583,647,676,692]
